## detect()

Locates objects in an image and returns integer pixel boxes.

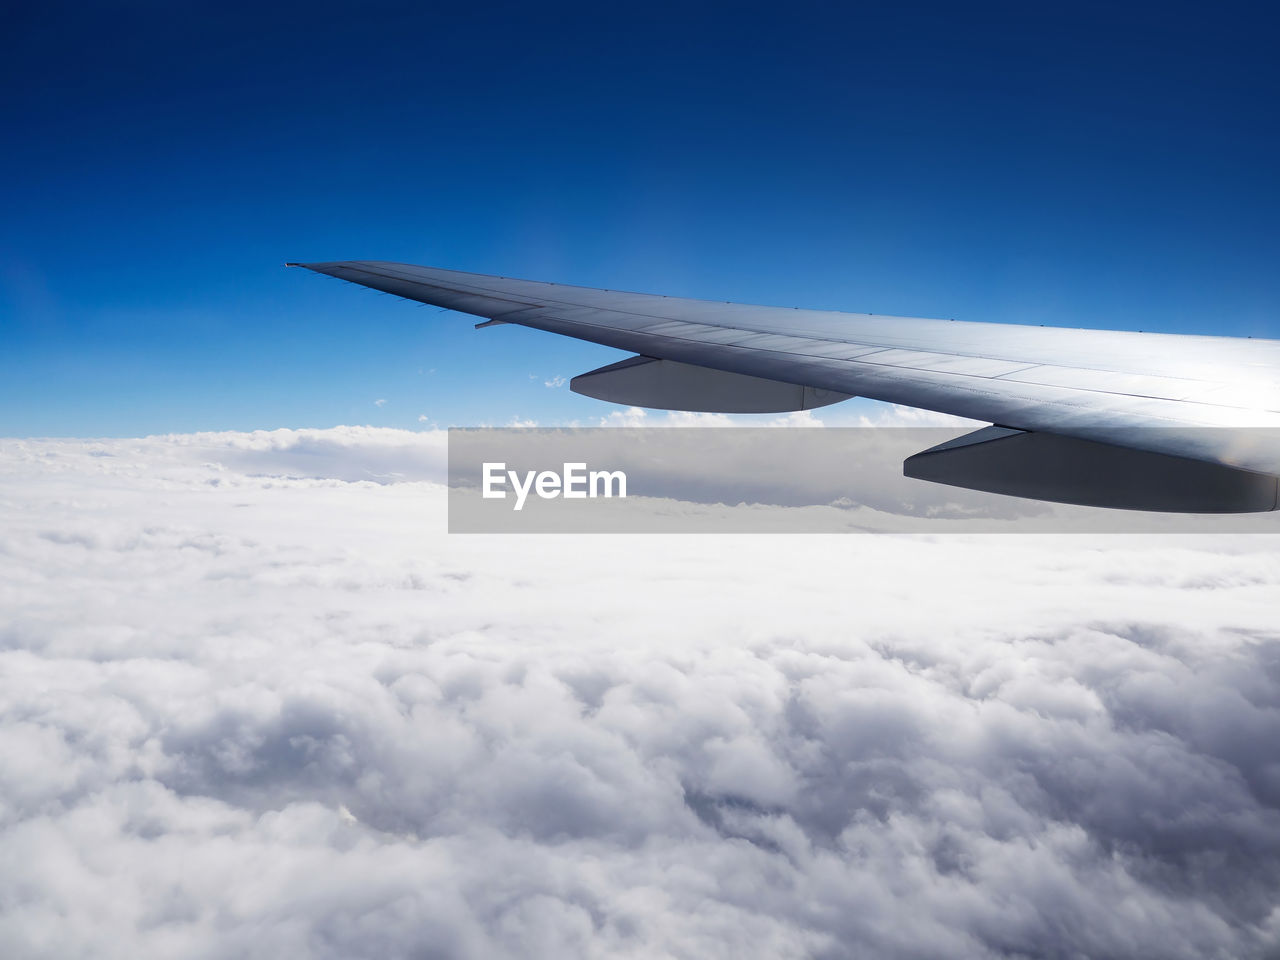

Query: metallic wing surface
[290,260,1280,511]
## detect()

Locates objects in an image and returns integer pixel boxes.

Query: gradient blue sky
[4,0,1279,436]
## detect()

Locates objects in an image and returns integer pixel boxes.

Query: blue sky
[4,0,1279,436]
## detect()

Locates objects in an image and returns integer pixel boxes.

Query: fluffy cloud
[1,428,1279,959]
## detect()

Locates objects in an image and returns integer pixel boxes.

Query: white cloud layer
[2,428,1280,958]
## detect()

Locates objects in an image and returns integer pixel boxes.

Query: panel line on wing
[519,310,1280,424]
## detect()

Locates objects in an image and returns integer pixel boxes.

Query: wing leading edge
[290,260,1280,511]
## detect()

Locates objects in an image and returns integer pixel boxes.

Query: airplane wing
[289,260,1280,512]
